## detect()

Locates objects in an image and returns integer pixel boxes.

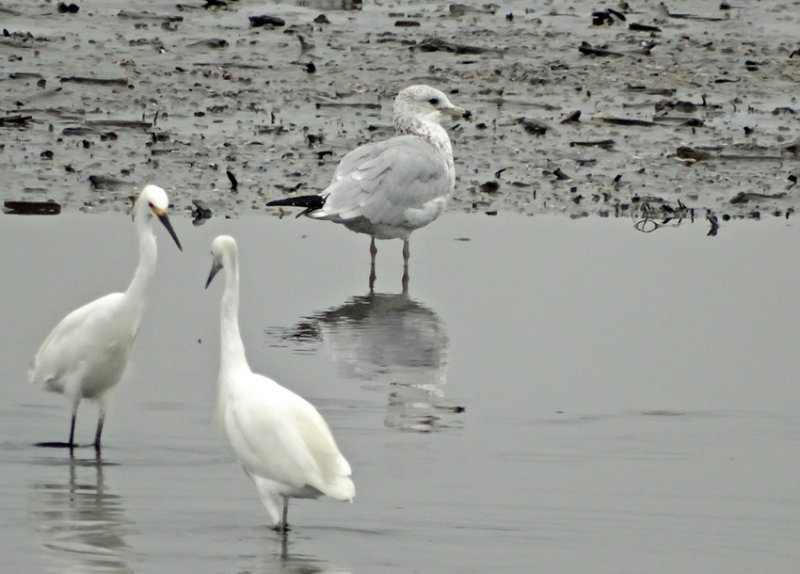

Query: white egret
[205,235,354,531]
[29,184,182,453]
[267,84,468,290]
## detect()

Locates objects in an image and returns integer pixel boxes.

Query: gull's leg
[369,237,377,291]
[401,239,410,293]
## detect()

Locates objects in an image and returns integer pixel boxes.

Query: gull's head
[206,235,238,289]
[393,85,469,126]
[137,184,183,251]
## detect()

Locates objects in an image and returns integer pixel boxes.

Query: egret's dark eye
[148,201,154,208]
[428,97,440,105]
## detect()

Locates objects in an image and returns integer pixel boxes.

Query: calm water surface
[1,212,799,573]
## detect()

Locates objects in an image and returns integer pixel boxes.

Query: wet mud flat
[1,0,799,234]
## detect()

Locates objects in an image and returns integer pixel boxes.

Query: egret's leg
[281,497,289,532]
[273,497,289,532]
[68,413,77,450]
[35,409,78,449]
[369,237,377,291]
[93,412,105,454]
[401,239,410,293]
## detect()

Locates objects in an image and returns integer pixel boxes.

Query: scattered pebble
[249,15,286,28]
[57,3,79,14]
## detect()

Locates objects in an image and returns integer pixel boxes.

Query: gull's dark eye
[148,201,154,208]
[428,97,440,105]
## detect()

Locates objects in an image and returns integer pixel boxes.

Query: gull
[29,184,182,453]
[267,84,468,290]
[205,235,355,531]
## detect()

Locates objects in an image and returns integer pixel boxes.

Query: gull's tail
[266,195,325,217]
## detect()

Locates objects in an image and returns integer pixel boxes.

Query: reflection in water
[28,455,133,573]
[271,291,463,432]
[241,532,351,574]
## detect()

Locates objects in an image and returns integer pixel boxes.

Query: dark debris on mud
[1,0,799,235]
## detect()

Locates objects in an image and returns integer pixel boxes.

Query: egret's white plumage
[267,84,468,289]
[28,184,182,452]
[205,235,354,530]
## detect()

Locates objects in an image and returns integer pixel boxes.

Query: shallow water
[1,212,800,572]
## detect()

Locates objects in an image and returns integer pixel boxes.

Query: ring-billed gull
[205,235,354,531]
[29,184,182,453]
[267,84,468,290]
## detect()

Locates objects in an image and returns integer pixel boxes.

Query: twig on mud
[4,200,61,215]
[60,77,129,86]
[416,37,490,55]
[729,191,786,205]
[0,115,33,128]
[658,2,724,21]
[579,41,657,58]
[706,213,720,236]
[227,170,238,193]
[633,199,694,234]
[569,139,615,150]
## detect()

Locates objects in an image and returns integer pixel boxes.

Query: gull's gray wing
[317,134,453,227]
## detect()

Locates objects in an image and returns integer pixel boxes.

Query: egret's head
[141,184,170,215]
[206,235,238,289]
[138,184,182,251]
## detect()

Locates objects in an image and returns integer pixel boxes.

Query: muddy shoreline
[1,0,799,233]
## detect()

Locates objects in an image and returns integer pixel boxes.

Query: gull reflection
[271,290,462,432]
[28,455,133,573]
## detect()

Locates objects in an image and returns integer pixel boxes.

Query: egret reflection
[270,291,463,432]
[28,455,133,573]
[242,532,352,574]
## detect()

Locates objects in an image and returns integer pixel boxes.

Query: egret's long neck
[126,212,158,307]
[219,261,249,376]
